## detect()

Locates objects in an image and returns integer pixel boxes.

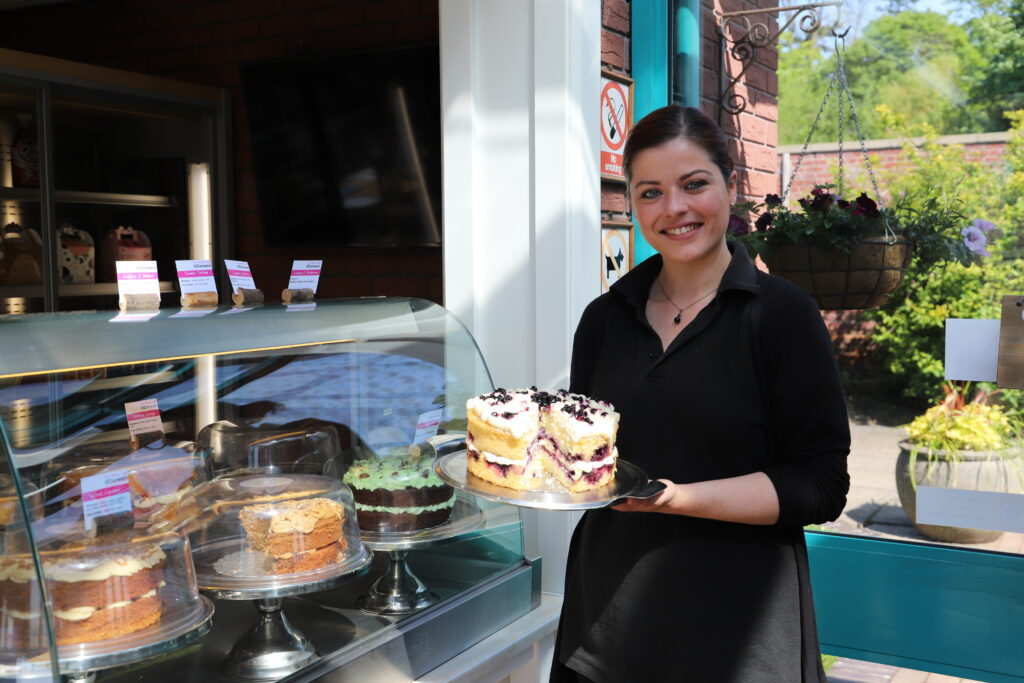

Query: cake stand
[357,497,484,615]
[54,595,215,682]
[192,541,373,681]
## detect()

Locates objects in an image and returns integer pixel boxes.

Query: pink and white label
[124,398,163,438]
[224,259,257,294]
[413,408,445,444]
[287,260,323,292]
[115,261,160,296]
[175,259,218,295]
[81,470,132,531]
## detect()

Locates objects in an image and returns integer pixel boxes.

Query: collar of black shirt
[611,240,761,310]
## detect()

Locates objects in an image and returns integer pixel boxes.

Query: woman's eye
[640,188,661,199]
[684,179,708,191]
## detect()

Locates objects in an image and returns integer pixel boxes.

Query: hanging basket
[764,236,913,310]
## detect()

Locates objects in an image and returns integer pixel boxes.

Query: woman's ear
[728,171,738,204]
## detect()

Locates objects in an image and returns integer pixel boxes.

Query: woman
[550,105,850,682]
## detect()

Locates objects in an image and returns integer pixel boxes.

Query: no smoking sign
[600,72,632,181]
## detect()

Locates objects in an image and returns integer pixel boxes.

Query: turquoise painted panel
[629,0,668,265]
[807,531,1024,680]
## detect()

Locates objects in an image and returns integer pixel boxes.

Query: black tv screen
[241,43,442,248]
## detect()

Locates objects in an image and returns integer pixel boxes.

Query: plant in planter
[895,383,1024,543]
[736,185,983,310]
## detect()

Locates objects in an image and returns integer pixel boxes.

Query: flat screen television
[241,43,442,248]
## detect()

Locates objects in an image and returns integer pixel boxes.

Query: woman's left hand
[610,479,678,512]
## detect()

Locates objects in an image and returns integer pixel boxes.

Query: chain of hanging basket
[780,29,897,243]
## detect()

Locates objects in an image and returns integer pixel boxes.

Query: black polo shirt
[554,242,850,682]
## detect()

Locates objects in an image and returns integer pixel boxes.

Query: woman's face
[629,136,737,266]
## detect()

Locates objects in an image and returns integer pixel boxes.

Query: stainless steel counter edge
[414,593,562,683]
[288,558,542,682]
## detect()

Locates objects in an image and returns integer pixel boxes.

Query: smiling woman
[550,105,851,683]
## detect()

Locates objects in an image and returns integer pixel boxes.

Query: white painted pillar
[440,0,600,595]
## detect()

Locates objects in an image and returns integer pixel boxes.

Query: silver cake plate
[435,450,664,511]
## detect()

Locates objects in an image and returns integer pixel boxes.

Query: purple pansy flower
[962,225,990,257]
[764,194,782,207]
[971,218,996,233]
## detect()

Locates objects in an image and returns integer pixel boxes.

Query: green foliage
[736,182,977,273]
[906,388,1015,451]
[778,7,1008,144]
[862,111,1024,404]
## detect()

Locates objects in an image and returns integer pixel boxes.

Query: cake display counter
[0,298,535,681]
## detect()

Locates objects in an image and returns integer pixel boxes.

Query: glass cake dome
[162,473,370,595]
[197,418,344,478]
[0,526,210,673]
[40,438,213,529]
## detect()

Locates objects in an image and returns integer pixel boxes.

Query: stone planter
[895,439,1023,544]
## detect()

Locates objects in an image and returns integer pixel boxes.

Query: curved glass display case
[0,298,530,681]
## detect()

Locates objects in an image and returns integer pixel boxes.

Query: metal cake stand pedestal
[193,543,372,681]
[357,499,484,615]
[58,595,215,682]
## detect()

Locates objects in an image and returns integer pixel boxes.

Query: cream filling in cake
[44,546,166,583]
[53,587,159,621]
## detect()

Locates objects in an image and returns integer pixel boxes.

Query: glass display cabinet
[0,298,533,682]
[0,48,230,315]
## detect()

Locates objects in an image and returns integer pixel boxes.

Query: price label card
[175,259,217,295]
[170,308,215,318]
[81,470,132,531]
[224,259,257,294]
[125,398,163,438]
[110,311,160,323]
[116,260,160,297]
[286,303,316,312]
[413,408,445,444]
[287,260,323,292]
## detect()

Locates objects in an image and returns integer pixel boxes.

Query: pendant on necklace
[673,313,682,324]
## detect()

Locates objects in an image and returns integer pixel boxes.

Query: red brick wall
[778,134,1011,202]
[0,0,443,303]
[602,0,632,228]
[707,0,779,206]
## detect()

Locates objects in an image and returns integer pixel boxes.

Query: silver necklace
[654,278,717,324]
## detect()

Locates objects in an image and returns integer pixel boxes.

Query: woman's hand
[609,472,781,525]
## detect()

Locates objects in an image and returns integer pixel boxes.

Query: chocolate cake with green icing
[342,456,455,532]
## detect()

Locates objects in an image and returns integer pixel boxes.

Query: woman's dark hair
[623,104,734,185]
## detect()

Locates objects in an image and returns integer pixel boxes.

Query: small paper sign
[285,303,316,312]
[917,487,1024,533]
[125,398,163,438]
[287,260,323,293]
[81,470,132,531]
[116,260,160,305]
[170,308,215,318]
[413,408,444,444]
[175,259,217,295]
[110,311,160,323]
[946,318,999,382]
[225,259,257,294]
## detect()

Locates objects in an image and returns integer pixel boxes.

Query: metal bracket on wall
[716,2,840,126]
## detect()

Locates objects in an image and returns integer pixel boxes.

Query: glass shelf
[0,187,176,207]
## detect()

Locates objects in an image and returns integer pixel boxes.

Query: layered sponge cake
[239,497,346,574]
[343,456,456,532]
[466,388,619,493]
[0,542,165,647]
